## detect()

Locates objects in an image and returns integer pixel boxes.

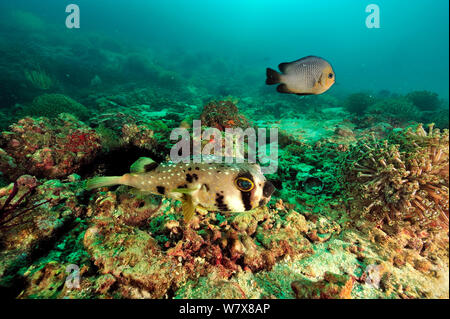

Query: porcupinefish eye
[328,73,334,79]
[235,177,254,192]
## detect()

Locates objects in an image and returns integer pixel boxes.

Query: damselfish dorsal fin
[182,197,196,223]
[130,157,158,173]
[278,62,290,73]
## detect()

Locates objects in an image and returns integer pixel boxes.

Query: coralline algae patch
[0,96,448,299]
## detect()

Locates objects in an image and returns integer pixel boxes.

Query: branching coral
[342,124,449,231]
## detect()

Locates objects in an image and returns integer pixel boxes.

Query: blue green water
[0,0,448,101]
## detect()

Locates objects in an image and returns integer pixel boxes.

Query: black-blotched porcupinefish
[86,157,275,222]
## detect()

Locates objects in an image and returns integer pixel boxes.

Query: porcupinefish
[86,157,275,222]
[266,55,335,95]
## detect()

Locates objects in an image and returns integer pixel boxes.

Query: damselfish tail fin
[86,176,123,190]
[266,68,282,85]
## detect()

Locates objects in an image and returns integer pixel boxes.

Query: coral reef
[200,99,250,131]
[0,110,8,132]
[345,92,376,115]
[20,94,90,121]
[0,13,448,299]
[0,175,83,293]
[428,106,449,129]
[0,108,447,299]
[89,106,174,158]
[406,90,442,111]
[366,97,421,125]
[342,124,449,232]
[291,272,354,299]
[0,114,101,180]
[81,185,314,289]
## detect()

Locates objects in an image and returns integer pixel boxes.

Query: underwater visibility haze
[0,0,448,300]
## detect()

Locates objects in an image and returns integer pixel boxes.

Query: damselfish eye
[328,73,334,79]
[235,177,254,192]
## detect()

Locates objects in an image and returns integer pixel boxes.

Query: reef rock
[0,114,101,180]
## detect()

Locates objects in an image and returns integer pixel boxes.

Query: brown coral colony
[345,124,449,230]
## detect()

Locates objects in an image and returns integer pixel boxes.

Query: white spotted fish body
[86,157,275,222]
[266,55,335,95]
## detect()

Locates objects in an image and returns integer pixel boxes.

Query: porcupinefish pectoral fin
[130,157,158,173]
[181,197,196,223]
[171,187,200,222]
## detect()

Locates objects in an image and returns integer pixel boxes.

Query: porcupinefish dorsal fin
[130,157,158,173]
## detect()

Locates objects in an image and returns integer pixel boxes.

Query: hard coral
[20,94,90,121]
[342,124,449,231]
[200,99,250,131]
[344,92,376,115]
[0,114,101,180]
[366,97,421,125]
[84,186,313,295]
[406,90,441,111]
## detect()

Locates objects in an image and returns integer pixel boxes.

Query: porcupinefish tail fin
[86,176,122,190]
[266,68,281,85]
